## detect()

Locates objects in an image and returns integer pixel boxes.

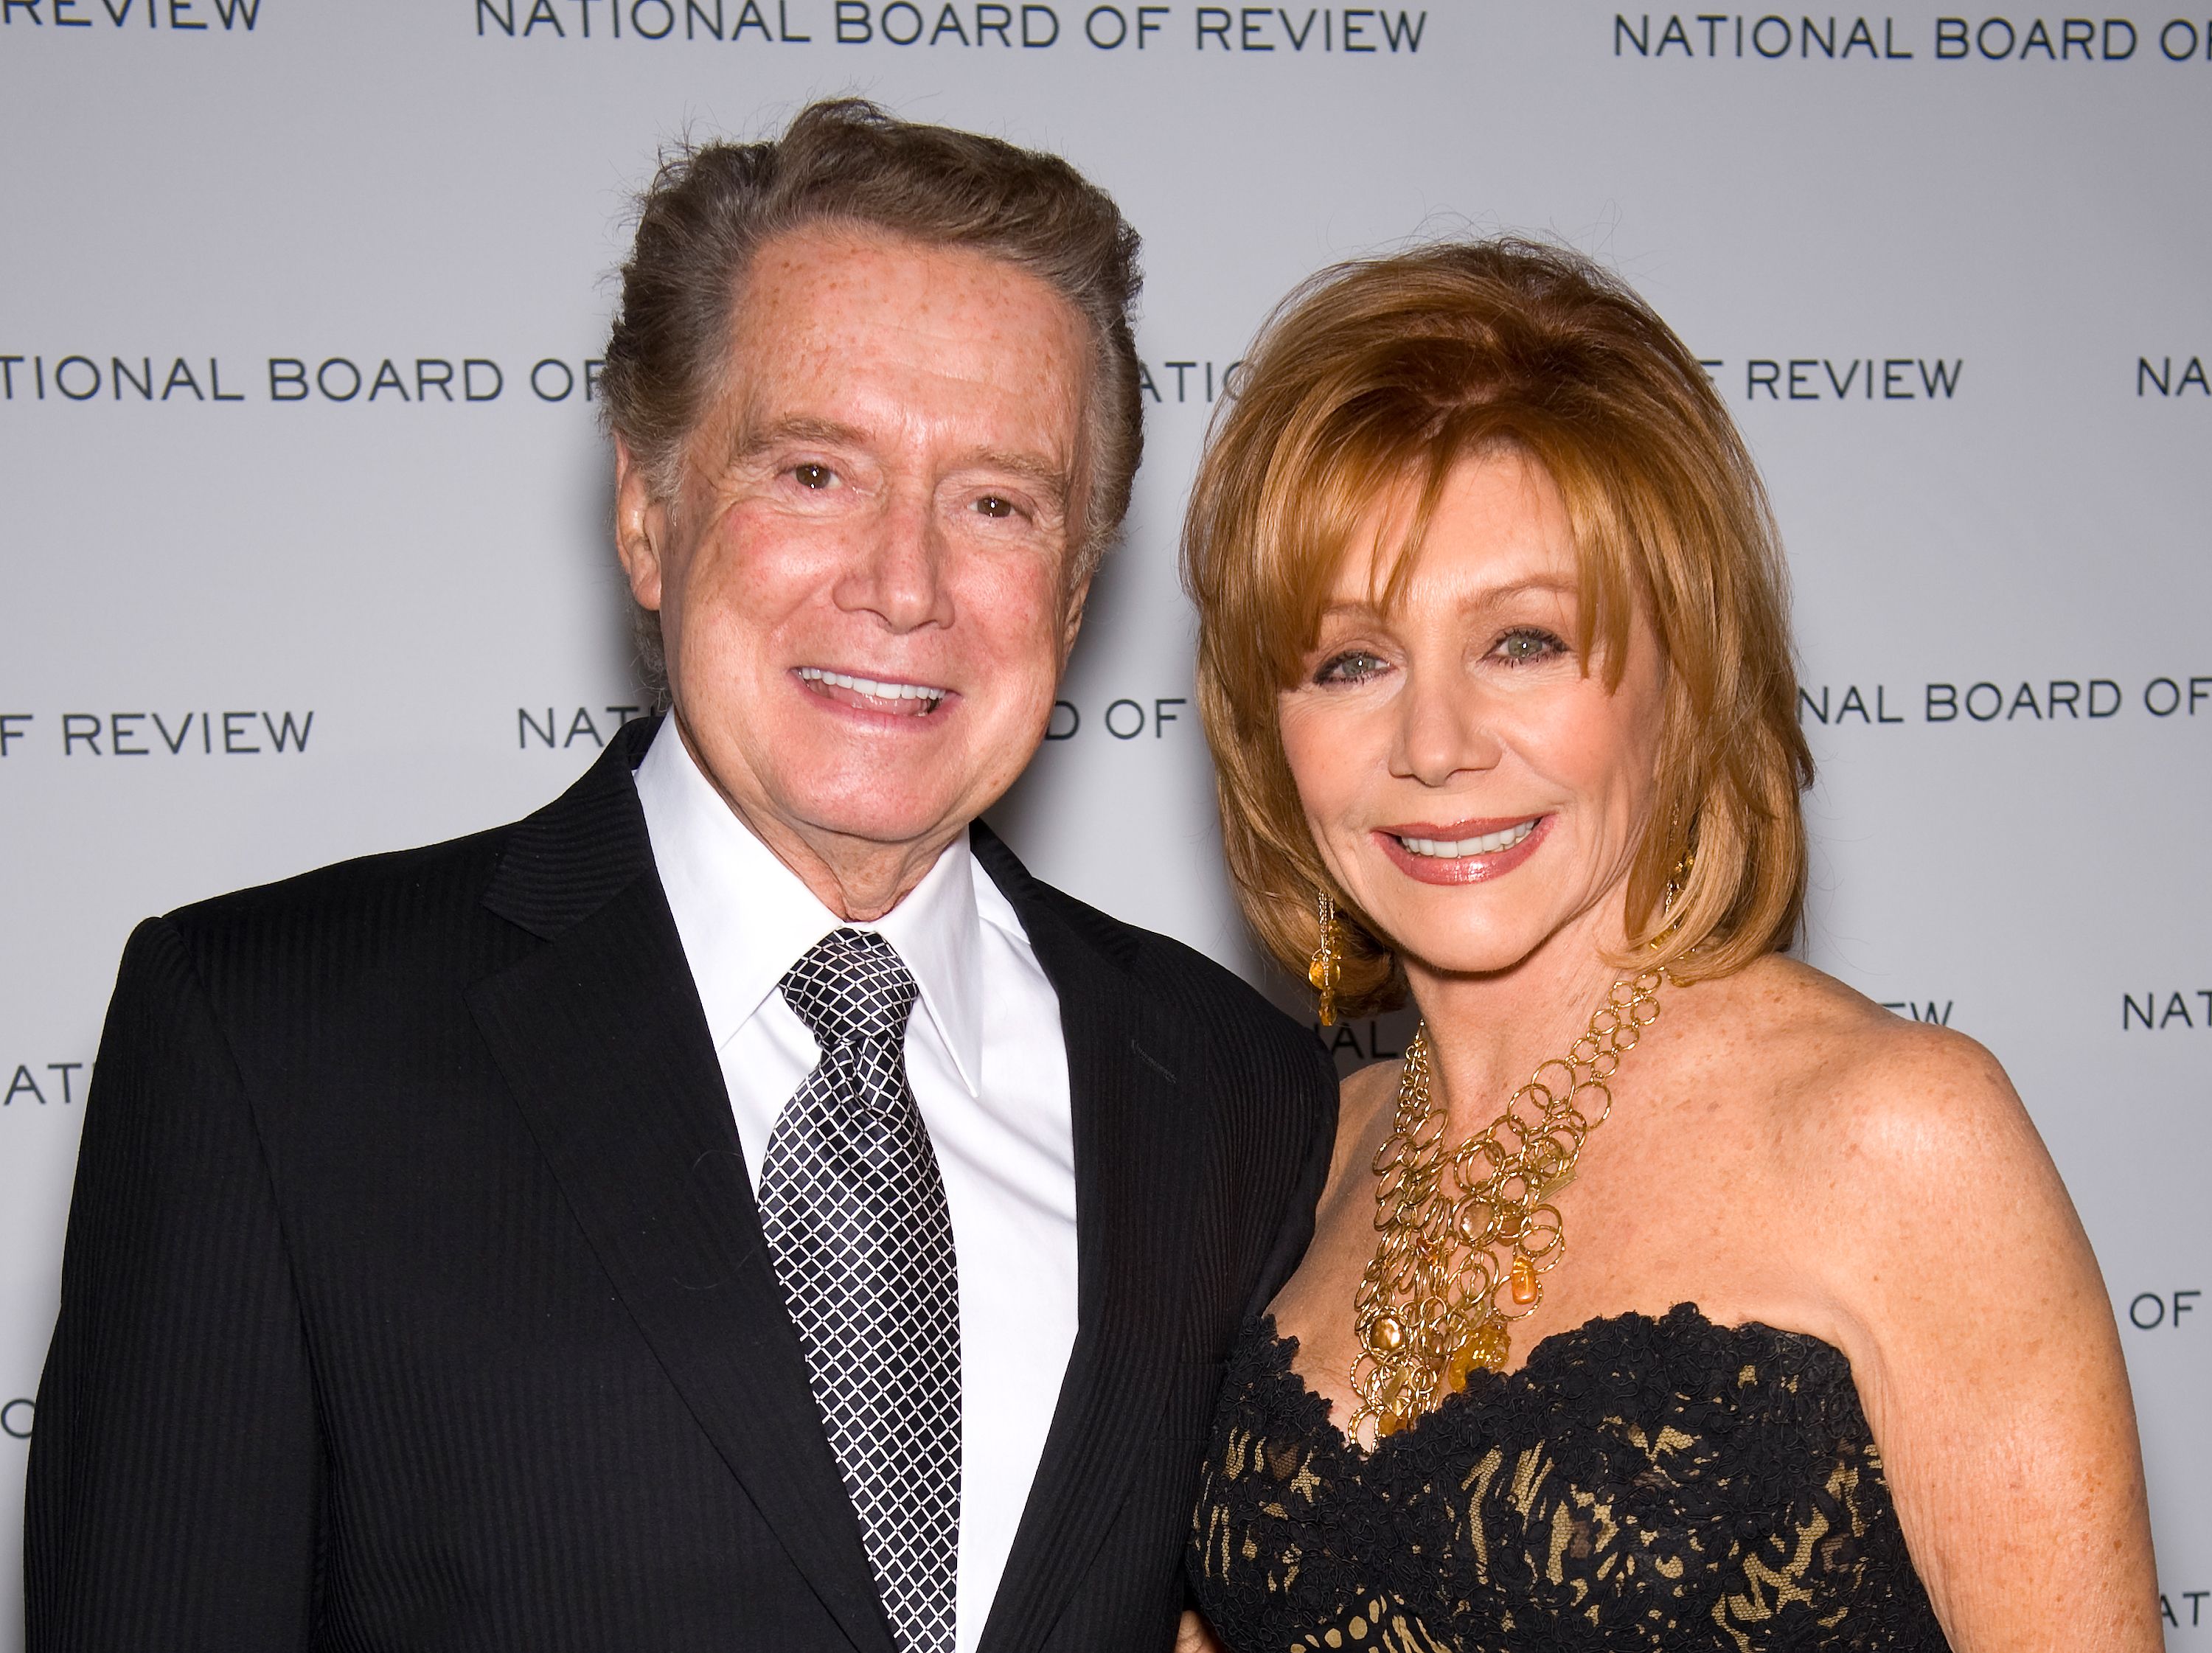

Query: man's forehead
[715,229,1091,470]
[723,366,1082,467]
[735,225,1082,351]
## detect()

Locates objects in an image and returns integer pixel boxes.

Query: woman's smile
[1373,814,1550,885]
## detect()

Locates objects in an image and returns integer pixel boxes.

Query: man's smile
[795,665,952,717]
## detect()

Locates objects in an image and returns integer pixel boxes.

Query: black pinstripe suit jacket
[26,715,1336,1653]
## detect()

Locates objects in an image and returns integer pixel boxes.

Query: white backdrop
[2,1,2208,1643]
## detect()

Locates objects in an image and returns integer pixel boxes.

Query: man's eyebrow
[968,448,1072,510]
[728,422,1071,508]
[731,415,869,458]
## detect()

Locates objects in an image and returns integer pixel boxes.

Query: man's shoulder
[163,725,653,967]
[159,818,521,972]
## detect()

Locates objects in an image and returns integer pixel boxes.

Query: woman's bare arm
[1176,1610,1225,1653]
[1813,1023,2158,1652]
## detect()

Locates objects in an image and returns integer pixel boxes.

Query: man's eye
[1315,650,1388,686]
[792,463,834,490]
[974,495,1017,519]
[1495,628,1565,665]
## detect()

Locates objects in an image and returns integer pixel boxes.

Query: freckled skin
[614,226,1094,920]
[1237,450,2160,1653]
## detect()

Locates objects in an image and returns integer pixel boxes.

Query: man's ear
[613,436,669,611]
[1060,568,1094,664]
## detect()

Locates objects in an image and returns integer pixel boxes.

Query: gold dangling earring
[1656,820,1697,944]
[1309,888,1345,1027]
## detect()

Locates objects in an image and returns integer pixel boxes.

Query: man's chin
[779,785,978,856]
[764,737,1029,843]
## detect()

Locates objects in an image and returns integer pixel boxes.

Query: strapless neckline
[1190,1301,1952,1651]
[1254,1302,1857,1457]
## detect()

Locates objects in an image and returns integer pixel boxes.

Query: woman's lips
[1372,815,1551,885]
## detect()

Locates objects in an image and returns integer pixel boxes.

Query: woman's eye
[1494,627,1565,665]
[792,463,834,490]
[1315,650,1389,686]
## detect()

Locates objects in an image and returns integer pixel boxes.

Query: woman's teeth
[798,667,947,709]
[1397,820,1537,858]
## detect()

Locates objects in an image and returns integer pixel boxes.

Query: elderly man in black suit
[27,100,1333,1653]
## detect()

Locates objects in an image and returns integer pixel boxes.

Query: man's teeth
[798,667,947,707]
[1397,820,1538,858]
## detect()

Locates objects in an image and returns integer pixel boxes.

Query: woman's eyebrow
[1319,574,1577,622]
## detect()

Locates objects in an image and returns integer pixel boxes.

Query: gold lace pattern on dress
[1189,1306,1950,1652]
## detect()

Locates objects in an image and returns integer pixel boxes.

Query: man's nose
[835,492,953,633]
[1388,669,1503,787]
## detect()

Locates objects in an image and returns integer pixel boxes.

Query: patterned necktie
[757,929,961,1653]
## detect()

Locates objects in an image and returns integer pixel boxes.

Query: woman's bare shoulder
[1690,956,2068,1267]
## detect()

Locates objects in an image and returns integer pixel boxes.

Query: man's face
[618,226,1093,891]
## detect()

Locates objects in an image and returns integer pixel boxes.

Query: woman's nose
[1389,670,1503,787]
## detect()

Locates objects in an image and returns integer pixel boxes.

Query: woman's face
[1278,448,1667,983]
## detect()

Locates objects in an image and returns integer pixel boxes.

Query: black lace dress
[1189,1306,1950,1651]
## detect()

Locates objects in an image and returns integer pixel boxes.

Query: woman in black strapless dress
[1193,1307,1941,1651]
[1175,240,2157,1652]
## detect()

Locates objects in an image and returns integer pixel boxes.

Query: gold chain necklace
[1347,967,1666,1445]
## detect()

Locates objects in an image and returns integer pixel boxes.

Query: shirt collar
[633,717,987,1096]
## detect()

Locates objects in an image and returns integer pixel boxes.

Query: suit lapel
[970,829,1200,1653]
[467,728,895,1653]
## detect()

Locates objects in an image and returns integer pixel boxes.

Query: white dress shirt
[633,720,1079,1653]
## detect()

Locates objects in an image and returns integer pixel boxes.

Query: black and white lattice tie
[758,929,961,1653]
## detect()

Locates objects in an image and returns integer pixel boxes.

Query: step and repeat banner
[1,1,2207,1641]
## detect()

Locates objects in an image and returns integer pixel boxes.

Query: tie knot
[779,928,920,1053]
